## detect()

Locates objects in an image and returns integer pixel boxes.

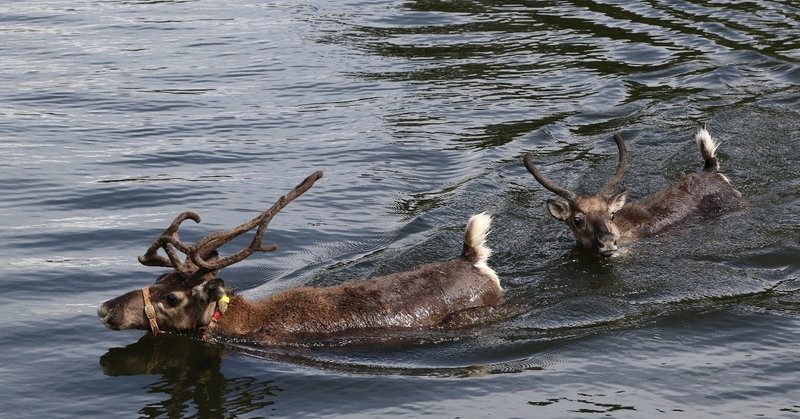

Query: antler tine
[523,152,578,203]
[138,211,201,268]
[138,236,194,279]
[189,171,324,275]
[601,133,628,195]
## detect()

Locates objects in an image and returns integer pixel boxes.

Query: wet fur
[216,258,502,344]
[530,128,743,254]
[99,214,503,345]
[615,171,742,241]
[613,129,742,240]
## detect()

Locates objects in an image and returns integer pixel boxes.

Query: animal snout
[97,303,119,330]
[596,235,618,257]
[97,304,108,319]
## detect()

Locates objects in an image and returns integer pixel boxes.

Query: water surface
[1,0,798,417]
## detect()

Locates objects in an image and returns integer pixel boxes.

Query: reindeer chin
[599,249,617,258]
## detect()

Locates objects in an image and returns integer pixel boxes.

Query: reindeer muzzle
[596,233,618,257]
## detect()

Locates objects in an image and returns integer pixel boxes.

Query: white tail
[696,128,720,172]
[462,212,500,289]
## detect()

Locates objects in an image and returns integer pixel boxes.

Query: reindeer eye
[163,293,180,307]
[573,216,584,227]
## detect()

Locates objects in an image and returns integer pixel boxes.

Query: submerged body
[524,129,743,256]
[98,207,503,345]
[215,256,501,344]
[616,171,742,241]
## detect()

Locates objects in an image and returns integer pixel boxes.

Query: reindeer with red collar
[98,171,503,344]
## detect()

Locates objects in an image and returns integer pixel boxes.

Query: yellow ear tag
[216,294,230,316]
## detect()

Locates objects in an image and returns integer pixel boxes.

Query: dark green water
[1,1,798,417]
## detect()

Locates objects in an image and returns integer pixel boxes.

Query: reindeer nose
[97,304,109,319]
[97,303,118,329]
[597,236,618,257]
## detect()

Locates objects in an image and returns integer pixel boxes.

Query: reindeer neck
[615,203,652,239]
[208,289,323,345]
[212,294,265,337]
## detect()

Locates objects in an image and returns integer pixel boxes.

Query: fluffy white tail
[696,128,720,172]
[462,212,492,262]
[461,213,501,288]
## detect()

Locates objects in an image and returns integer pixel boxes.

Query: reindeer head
[98,171,323,334]
[97,274,228,333]
[524,134,628,257]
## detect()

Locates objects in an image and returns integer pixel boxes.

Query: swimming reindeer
[524,128,742,257]
[98,171,502,344]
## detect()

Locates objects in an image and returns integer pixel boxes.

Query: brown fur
[527,130,743,256]
[617,172,742,239]
[214,258,502,344]
[98,213,503,345]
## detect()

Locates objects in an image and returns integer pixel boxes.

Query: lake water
[1,1,799,417]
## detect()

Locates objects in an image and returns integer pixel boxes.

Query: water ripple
[1,0,799,417]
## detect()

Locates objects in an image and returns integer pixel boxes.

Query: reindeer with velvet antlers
[98,171,503,344]
[524,128,742,257]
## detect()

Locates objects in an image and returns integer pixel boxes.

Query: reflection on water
[100,335,279,417]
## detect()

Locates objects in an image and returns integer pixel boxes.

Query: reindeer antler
[189,170,323,273]
[601,133,628,195]
[523,152,578,203]
[524,133,628,202]
[138,212,201,277]
[138,171,323,280]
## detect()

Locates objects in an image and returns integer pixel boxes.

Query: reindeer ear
[202,278,227,301]
[546,199,571,221]
[608,189,627,213]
